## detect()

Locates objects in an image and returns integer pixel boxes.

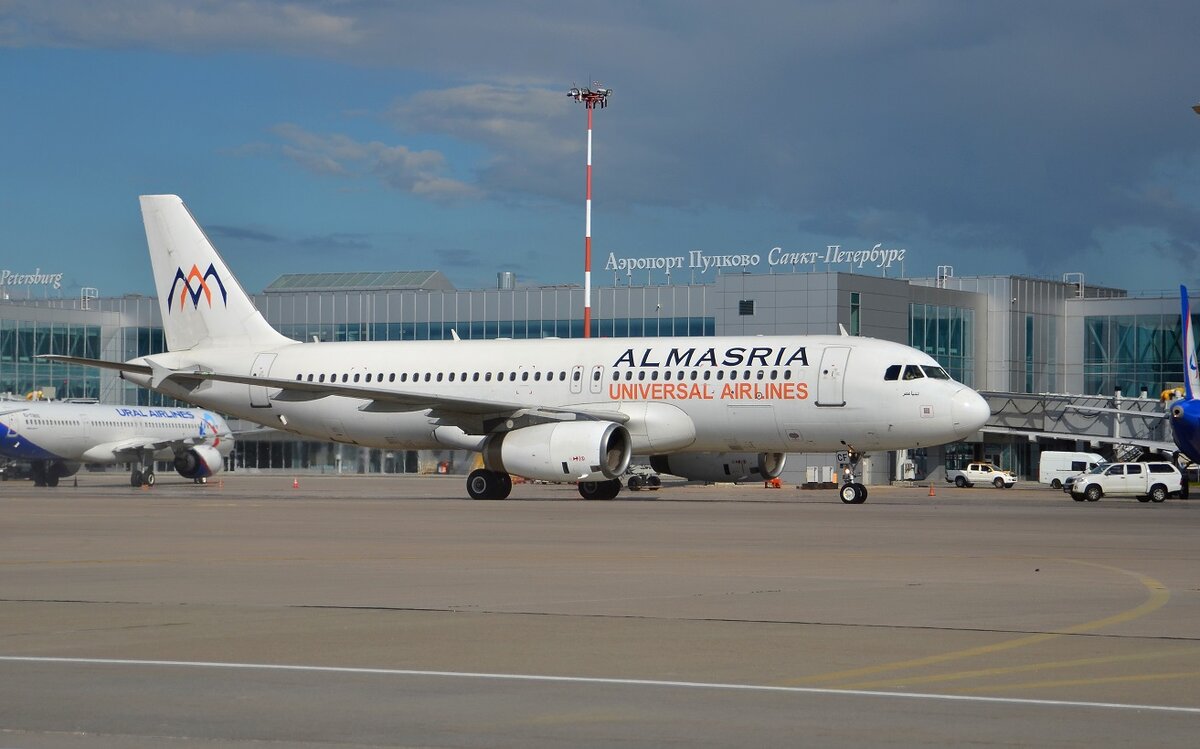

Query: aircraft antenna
[567,81,611,337]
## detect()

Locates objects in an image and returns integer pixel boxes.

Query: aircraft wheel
[495,472,513,500]
[627,475,642,491]
[954,476,967,488]
[647,475,661,489]
[1084,484,1102,502]
[130,470,142,487]
[144,471,156,487]
[579,479,620,500]
[854,483,868,502]
[46,474,59,487]
[839,483,861,504]
[467,469,502,500]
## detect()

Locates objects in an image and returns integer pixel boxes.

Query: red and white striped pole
[583,104,594,338]
[568,84,610,338]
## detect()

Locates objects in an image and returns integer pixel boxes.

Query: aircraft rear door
[815,346,850,407]
[249,353,277,408]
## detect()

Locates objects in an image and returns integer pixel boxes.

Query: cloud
[0,0,359,51]
[296,233,372,252]
[269,123,480,200]
[207,224,282,243]
[7,1,1200,287]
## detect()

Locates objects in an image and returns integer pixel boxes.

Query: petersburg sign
[604,244,907,275]
[0,268,63,290]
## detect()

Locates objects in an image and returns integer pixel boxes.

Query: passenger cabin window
[884,365,902,381]
[902,365,925,380]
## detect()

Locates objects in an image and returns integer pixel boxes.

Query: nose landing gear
[839,445,868,504]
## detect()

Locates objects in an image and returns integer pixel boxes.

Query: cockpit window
[921,366,951,380]
[884,364,902,381]
[902,365,925,381]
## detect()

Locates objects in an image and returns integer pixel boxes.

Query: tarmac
[3,473,1200,747]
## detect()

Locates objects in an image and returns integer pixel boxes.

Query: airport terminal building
[0,262,1185,485]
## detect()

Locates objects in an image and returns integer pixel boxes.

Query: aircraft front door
[816,346,850,407]
[249,353,277,408]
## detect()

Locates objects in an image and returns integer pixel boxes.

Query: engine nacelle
[649,452,786,483]
[483,421,632,483]
[173,445,224,479]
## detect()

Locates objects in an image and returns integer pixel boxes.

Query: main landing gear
[467,469,513,500]
[465,469,623,501]
[577,479,622,500]
[129,451,155,487]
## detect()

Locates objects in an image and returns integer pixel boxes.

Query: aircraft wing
[38,355,630,426]
[83,436,216,462]
[0,406,28,417]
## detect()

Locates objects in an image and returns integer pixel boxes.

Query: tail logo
[199,412,222,447]
[166,263,228,313]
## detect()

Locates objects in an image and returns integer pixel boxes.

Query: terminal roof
[263,271,455,293]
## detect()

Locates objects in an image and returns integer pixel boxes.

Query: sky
[2,0,1199,298]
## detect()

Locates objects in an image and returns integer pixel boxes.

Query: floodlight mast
[568,83,611,337]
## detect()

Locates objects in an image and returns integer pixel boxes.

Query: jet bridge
[979,390,1172,460]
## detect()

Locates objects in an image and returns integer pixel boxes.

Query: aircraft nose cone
[951,387,990,437]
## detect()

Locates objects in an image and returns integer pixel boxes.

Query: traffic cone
[928,483,935,497]
[292,477,299,489]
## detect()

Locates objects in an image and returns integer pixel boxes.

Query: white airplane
[43,195,990,503]
[0,398,233,487]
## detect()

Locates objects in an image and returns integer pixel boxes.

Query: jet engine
[649,452,786,483]
[173,445,224,479]
[483,421,632,483]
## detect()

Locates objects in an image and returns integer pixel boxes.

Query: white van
[1039,451,1106,489]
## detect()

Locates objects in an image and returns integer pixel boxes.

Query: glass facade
[908,303,975,386]
[0,319,102,399]
[1083,313,1191,396]
[276,317,714,343]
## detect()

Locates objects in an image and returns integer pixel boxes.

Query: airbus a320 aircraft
[44,195,989,503]
[0,399,232,487]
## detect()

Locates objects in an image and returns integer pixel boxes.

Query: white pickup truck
[946,462,1018,489]
[1069,461,1182,503]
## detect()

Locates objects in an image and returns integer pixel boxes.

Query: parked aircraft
[1168,285,1200,465]
[43,195,989,503]
[0,398,232,486]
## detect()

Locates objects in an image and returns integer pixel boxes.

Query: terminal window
[738,300,755,316]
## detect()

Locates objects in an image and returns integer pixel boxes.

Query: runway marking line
[2,655,1198,715]
[837,646,1200,690]
[793,559,1170,687]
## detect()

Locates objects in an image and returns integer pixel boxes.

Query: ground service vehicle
[1039,451,1106,489]
[1069,461,1181,503]
[946,462,1018,488]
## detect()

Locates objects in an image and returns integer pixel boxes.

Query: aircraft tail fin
[1183,285,1199,400]
[140,195,291,351]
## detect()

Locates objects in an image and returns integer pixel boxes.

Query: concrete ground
[2,474,1199,747]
